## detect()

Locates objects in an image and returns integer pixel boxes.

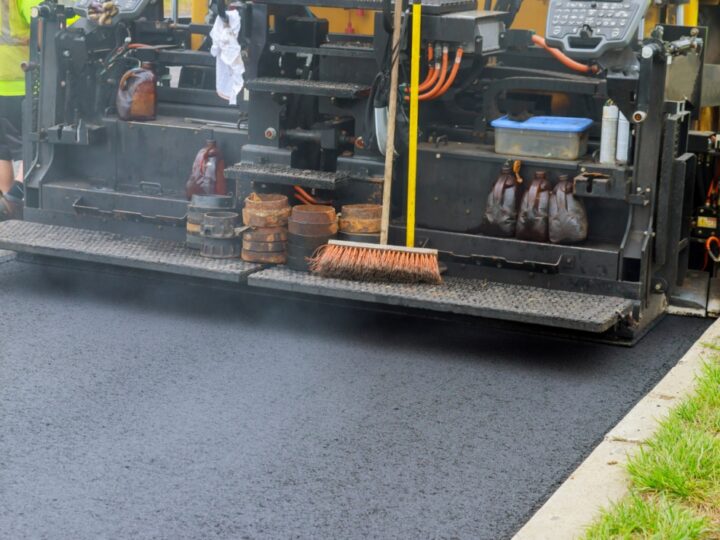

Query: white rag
[210,10,245,105]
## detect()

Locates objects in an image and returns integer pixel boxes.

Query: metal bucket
[187,194,234,249]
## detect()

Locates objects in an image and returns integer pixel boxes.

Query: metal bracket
[73,198,186,227]
[445,252,563,274]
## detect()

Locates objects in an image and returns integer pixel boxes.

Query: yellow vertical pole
[406,1,422,248]
[680,0,714,131]
[191,0,207,50]
[682,0,698,27]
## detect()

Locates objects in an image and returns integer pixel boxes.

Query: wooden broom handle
[380,0,403,245]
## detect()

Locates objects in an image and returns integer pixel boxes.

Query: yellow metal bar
[191,0,207,50]
[683,0,699,26]
[406,1,421,248]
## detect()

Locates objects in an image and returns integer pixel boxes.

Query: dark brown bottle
[116,62,157,121]
[186,140,228,199]
[516,171,552,242]
[482,165,520,237]
[549,174,588,244]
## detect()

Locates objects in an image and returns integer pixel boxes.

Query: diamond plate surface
[249,267,634,333]
[225,162,349,190]
[0,221,262,283]
[253,0,474,13]
[245,78,370,98]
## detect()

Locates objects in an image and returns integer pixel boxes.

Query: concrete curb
[0,249,15,264]
[513,317,720,540]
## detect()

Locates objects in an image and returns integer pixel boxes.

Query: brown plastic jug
[186,140,228,199]
[549,175,588,244]
[116,63,156,121]
[482,165,520,237]
[516,171,551,242]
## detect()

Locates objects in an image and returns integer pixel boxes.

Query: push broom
[309,0,441,284]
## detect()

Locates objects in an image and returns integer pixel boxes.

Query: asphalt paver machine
[0,0,710,343]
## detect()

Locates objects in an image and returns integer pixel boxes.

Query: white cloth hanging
[209,10,245,105]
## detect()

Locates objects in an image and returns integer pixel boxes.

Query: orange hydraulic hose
[417,61,440,93]
[405,46,436,93]
[704,235,720,271]
[531,35,598,74]
[418,46,448,101]
[432,48,463,98]
[294,185,317,204]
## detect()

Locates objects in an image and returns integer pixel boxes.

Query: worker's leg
[0,97,24,220]
[0,159,13,196]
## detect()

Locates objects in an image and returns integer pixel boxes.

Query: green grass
[584,494,711,540]
[582,348,720,540]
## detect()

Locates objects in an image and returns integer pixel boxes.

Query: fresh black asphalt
[0,258,711,539]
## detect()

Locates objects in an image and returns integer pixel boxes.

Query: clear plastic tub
[491,116,593,160]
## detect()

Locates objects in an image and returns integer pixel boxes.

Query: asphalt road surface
[0,258,711,540]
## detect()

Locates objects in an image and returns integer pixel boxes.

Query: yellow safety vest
[0,0,36,96]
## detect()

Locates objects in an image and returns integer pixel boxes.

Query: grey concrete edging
[0,249,15,264]
[513,317,720,540]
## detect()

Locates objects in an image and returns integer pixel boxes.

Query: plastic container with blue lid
[491,115,594,160]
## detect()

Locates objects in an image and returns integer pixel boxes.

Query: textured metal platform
[0,221,262,283]
[245,78,370,99]
[253,0,474,14]
[225,162,350,190]
[249,267,635,333]
[253,0,385,11]
[270,42,375,59]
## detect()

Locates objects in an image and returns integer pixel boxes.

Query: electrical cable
[531,35,598,74]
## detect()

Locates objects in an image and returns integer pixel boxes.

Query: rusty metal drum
[339,204,382,234]
[187,194,235,249]
[286,205,337,271]
[288,205,338,236]
[201,236,242,259]
[242,193,291,227]
[201,211,239,239]
[243,227,287,243]
[241,249,287,264]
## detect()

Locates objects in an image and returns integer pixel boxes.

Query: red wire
[704,236,720,271]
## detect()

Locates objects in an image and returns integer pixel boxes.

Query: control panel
[73,0,152,23]
[545,0,650,58]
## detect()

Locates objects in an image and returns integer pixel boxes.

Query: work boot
[0,194,22,221]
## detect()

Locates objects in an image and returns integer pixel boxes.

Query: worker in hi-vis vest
[0,0,40,220]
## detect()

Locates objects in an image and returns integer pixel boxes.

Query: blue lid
[491,115,593,133]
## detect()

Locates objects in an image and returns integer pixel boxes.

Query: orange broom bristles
[308,241,442,284]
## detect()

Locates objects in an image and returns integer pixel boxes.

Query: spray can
[599,103,619,164]
[616,112,631,164]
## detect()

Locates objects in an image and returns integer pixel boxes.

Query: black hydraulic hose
[383,0,393,33]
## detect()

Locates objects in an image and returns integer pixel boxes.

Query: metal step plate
[225,162,350,190]
[252,0,474,14]
[0,221,262,283]
[249,267,634,333]
[245,78,370,99]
